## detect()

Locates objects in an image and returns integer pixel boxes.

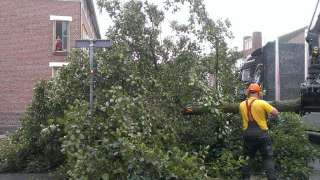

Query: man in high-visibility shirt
[239,83,279,180]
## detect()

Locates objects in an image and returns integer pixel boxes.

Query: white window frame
[50,15,72,52]
[49,62,69,77]
[50,15,72,22]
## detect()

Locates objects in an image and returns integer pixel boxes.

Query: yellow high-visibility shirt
[239,97,274,130]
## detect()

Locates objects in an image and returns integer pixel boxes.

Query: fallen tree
[182,98,301,115]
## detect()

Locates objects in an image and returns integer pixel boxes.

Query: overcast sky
[94,0,319,50]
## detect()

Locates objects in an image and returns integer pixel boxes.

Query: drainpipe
[275,38,280,101]
[305,28,309,80]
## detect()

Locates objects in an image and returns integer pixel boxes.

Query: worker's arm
[263,101,279,119]
[270,107,279,118]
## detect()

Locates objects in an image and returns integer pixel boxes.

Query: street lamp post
[75,39,112,115]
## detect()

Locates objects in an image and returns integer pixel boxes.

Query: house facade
[0,0,101,132]
[240,27,307,101]
[242,32,262,57]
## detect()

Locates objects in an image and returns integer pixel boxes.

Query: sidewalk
[0,173,52,180]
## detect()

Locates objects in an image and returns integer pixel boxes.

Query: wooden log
[182,98,301,115]
[269,98,300,113]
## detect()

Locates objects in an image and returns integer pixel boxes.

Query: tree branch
[182,98,301,115]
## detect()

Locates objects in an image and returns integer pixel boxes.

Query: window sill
[53,51,67,56]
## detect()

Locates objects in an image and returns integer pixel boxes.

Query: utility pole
[215,37,219,90]
[75,39,112,116]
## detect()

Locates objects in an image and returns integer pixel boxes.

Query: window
[49,62,69,77]
[244,38,252,50]
[54,21,70,52]
[241,69,251,82]
[205,73,215,87]
[50,15,72,53]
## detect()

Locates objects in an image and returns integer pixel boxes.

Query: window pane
[242,69,251,82]
[55,21,69,51]
[56,22,62,40]
[62,22,68,50]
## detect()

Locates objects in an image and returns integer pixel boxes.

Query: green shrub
[1,50,318,179]
[269,112,320,179]
[0,137,19,172]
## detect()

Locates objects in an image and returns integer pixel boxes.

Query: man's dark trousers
[242,136,277,180]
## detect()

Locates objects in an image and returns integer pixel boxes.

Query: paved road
[303,112,320,129]
[0,174,52,180]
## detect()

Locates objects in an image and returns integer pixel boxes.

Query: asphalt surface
[0,174,52,180]
[303,112,320,129]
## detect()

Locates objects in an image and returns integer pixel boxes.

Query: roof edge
[86,0,101,39]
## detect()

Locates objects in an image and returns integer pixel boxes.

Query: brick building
[242,32,262,57]
[240,27,307,101]
[0,0,101,132]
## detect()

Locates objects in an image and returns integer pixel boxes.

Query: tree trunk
[182,98,301,115]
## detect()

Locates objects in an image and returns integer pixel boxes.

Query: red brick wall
[0,0,82,127]
[242,32,262,58]
[242,36,252,57]
[252,32,262,53]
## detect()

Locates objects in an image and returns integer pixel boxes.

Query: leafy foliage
[270,113,320,179]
